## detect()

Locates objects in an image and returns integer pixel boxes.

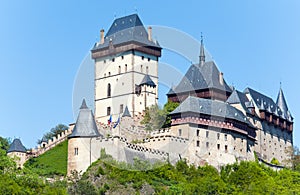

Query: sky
[0,0,299,148]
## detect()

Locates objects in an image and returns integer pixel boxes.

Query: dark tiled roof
[276,88,289,118]
[69,99,102,138]
[168,62,232,95]
[92,14,160,51]
[7,138,26,153]
[122,106,131,117]
[171,96,251,125]
[244,87,277,113]
[140,74,156,87]
[226,90,251,114]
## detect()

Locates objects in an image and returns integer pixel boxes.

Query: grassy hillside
[24,140,68,177]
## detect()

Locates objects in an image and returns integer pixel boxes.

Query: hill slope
[24,140,68,177]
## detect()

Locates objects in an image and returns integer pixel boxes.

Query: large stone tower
[91,14,162,124]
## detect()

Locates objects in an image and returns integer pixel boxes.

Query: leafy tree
[38,124,68,143]
[283,146,300,171]
[141,105,166,131]
[0,136,10,151]
[271,157,280,165]
[162,100,179,127]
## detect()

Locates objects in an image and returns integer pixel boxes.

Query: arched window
[107,83,111,97]
[125,64,127,72]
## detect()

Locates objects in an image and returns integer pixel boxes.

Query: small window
[206,131,209,138]
[108,72,111,76]
[112,58,115,62]
[107,83,111,97]
[217,144,220,150]
[146,66,149,74]
[225,134,228,141]
[196,129,200,136]
[104,73,106,77]
[206,142,209,148]
[74,148,78,155]
[121,56,124,60]
[107,107,111,116]
[120,104,124,114]
[225,145,228,153]
[217,133,220,140]
[178,129,182,137]
[104,60,106,64]
[141,65,143,73]
[148,57,150,61]
[196,140,200,147]
[141,56,144,60]
[125,64,128,72]
[118,66,121,74]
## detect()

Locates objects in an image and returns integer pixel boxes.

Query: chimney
[148,26,152,41]
[219,72,224,85]
[100,29,105,44]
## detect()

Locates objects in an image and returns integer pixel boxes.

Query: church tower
[91,14,161,123]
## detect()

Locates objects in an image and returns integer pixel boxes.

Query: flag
[107,115,112,125]
[113,117,120,128]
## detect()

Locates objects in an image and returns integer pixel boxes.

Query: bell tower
[91,14,162,123]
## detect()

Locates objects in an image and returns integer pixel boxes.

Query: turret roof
[7,138,26,153]
[69,99,102,138]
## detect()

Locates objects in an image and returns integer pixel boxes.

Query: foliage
[38,124,68,143]
[141,104,166,130]
[141,101,179,130]
[69,152,300,194]
[0,141,67,194]
[162,100,180,127]
[271,157,280,165]
[283,146,300,171]
[0,137,10,151]
[24,140,68,176]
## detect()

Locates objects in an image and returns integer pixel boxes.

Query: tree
[141,105,166,131]
[38,124,68,143]
[283,146,300,171]
[0,137,10,151]
[162,100,179,127]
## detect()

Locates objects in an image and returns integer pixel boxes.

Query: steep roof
[69,99,102,138]
[7,138,26,153]
[171,96,251,125]
[168,62,232,95]
[140,74,156,87]
[226,90,252,114]
[276,88,293,121]
[92,14,160,51]
[122,106,131,117]
[244,87,277,113]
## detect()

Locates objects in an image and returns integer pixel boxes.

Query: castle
[7,14,293,174]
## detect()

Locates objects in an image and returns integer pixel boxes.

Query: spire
[199,33,205,66]
[276,87,288,115]
[259,98,265,110]
[69,99,101,138]
[122,106,131,117]
[80,99,88,109]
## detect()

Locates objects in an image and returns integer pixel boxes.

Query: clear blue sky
[0,0,299,148]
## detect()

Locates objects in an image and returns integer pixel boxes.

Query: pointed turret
[199,34,205,66]
[259,98,265,110]
[68,99,101,138]
[276,87,289,116]
[7,138,27,153]
[140,74,156,87]
[122,106,131,117]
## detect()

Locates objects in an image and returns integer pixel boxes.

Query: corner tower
[91,14,162,123]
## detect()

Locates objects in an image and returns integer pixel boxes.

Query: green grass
[24,140,68,177]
